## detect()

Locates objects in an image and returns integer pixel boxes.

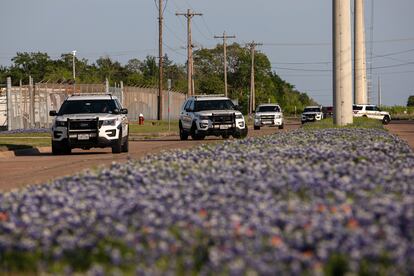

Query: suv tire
[122,136,129,153]
[382,116,391,125]
[179,122,189,140]
[52,141,71,155]
[112,129,123,154]
[52,141,62,155]
[191,123,205,140]
[279,123,284,130]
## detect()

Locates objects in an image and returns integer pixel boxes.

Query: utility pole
[354,0,368,105]
[333,0,353,126]
[378,76,381,106]
[246,41,262,115]
[214,32,236,98]
[158,0,164,120]
[176,9,202,96]
[72,50,76,81]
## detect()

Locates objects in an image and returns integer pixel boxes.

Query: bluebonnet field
[0,128,413,274]
[0,128,50,135]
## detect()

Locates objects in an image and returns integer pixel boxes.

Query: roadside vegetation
[0,127,413,274]
[379,105,414,120]
[0,45,316,115]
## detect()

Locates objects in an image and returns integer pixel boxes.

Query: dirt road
[385,120,414,149]
[0,123,300,191]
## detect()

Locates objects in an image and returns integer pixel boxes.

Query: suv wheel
[52,141,71,155]
[179,121,189,140]
[112,129,123,154]
[382,116,391,125]
[191,123,205,140]
[122,135,129,153]
[279,123,284,130]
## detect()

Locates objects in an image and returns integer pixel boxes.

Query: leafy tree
[0,50,316,114]
[407,96,414,107]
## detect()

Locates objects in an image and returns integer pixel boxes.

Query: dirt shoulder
[385,120,414,150]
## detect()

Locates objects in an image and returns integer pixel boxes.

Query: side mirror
[49,110,57,116]
[120,108,128,114]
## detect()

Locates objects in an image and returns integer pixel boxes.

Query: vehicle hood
[56,113,119,121]
[195,110,242,116]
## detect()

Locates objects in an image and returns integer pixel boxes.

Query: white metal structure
[354,0,368,105]
[333,0,353,126]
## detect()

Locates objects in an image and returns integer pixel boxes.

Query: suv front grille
[69,119,99,131]
[260,115,275,121]
[211,113,235,124]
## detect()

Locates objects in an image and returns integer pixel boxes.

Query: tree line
[0,44,317,114]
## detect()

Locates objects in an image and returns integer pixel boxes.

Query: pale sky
[1,0,413,106]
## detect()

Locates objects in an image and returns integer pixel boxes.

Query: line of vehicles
[48,94,391,155]
[300,104,391,125]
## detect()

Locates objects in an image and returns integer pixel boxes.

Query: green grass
[302,117,384,130]
[0,137,51,151]
[0,132,50,138]
[129,120,178,134]
[0,121,180,151]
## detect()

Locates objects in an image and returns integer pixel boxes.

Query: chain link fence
[3,78,186,130]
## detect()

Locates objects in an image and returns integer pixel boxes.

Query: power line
[263,36,414,47]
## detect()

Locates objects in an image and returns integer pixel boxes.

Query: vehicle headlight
[236,114,244,119]
[199,115,210,121]
[275,115,282,119]
[55,120,67,127]
[102,119,116,126]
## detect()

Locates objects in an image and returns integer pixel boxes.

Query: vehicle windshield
[304,107,321,113]
[257,106,280,112]
[58,100,118,115]
[194,100,235,112]
[353,105,363,111]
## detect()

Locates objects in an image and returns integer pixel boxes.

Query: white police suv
[253,104,284,130]
[49,94,129,154]
[301,106,324,124]
[353,104,391,124]
[179,95,248,140]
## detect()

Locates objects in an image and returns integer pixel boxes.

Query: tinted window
[303,107,321,113]
[194,100,235,111]
[183,101,191,111]
[353,105,363,111]
[365,106,378,111]
[257,106,281,112]
[58,100,118,115]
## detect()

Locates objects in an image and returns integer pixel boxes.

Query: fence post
[29,76,35,128]
[120,81,124,106]
[19,80,24,128]
[105,78,109,93]
[6,77,11,131]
